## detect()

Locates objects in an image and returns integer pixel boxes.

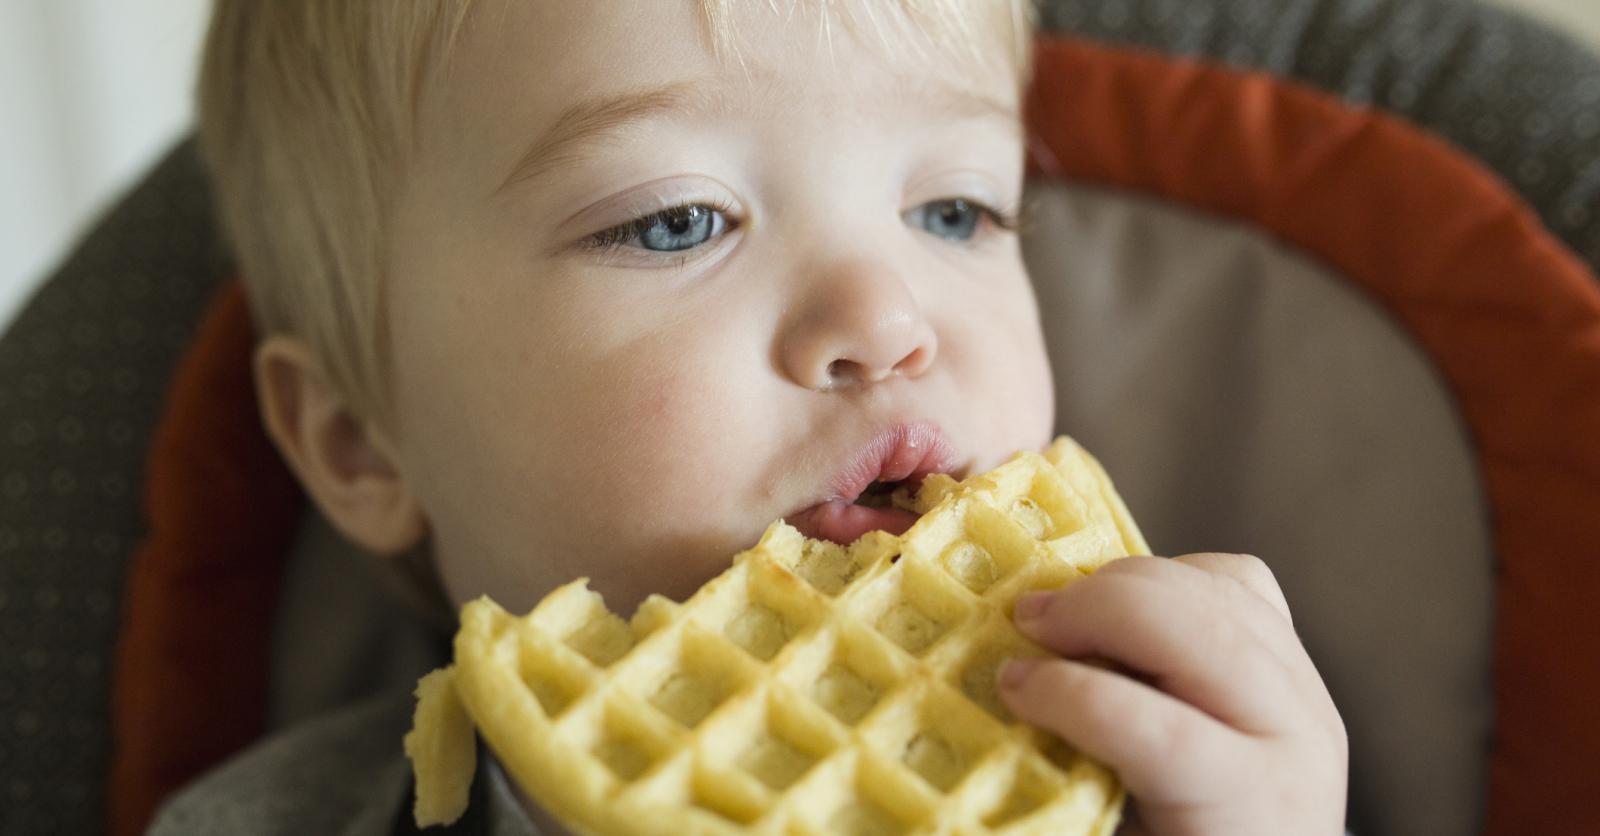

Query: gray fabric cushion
[1024,181,1494,836]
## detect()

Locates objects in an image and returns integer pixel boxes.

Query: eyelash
[578,197,1022,256]
[580,197,739,254]
[965,200,1022,235]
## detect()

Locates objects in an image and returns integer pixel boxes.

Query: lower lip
[784,500,920,545]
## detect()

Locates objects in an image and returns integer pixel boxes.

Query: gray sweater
[146,688,539,836]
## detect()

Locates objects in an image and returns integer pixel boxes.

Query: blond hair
[198,1,1036,433]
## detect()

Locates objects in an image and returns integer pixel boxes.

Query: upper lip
[814,421,960,506]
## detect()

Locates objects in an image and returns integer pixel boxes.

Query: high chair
[1,0,1596,834]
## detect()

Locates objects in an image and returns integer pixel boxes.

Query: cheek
[993,326,1057,451]
[535,348,770,600]
[1018,315,1058,435]
[579,369,739,504]
[530,317,770,530]
[412,332,764,612]
[946,278,1058,457]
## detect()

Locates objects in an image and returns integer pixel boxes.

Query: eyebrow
[498,81,727,192]
[496,76,1019,194]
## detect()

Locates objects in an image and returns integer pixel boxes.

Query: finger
[1170,553,1292,626]
[1093,556,1302,666]
[1151,554,1312,674]
[1158,555,1347,743]
[1012,560,1303,734]
[999,657,1243,805]
[1046,555,1314,690]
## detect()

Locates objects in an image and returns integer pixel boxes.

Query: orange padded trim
[1025,36,1600,834]
[107,283,304,836]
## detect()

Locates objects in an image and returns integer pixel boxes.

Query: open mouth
[783,492,922,545]
[853,478,902,509]
[784,423,959,545]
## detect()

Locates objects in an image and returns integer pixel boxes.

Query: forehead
[450,0,1018,89]
[424,1,1021,185]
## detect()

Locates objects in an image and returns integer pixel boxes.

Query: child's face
[381,1,1055,614]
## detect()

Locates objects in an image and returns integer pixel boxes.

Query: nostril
[895,346,929,376]
[826,359,861,387]
[825,353,915,387]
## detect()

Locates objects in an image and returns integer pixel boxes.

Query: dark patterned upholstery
[0,142,230,835]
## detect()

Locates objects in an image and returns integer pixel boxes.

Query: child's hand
[999,554,1347,836]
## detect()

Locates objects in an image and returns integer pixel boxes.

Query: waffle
[405,436,1149,834]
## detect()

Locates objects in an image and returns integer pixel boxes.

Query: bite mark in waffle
[405,436,1149,835]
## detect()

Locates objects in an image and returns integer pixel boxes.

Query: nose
[778,255,939,391]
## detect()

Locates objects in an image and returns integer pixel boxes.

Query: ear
[253,335,426,556]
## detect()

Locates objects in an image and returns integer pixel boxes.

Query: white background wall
[1,0,1598,332]
[1508,0,1600,46]
[0,0,209,329]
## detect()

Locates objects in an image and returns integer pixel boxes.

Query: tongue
[785,500,920,545]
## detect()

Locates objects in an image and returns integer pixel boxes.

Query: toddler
[160,1,1347,834]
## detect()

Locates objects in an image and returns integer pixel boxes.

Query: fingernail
[999,658,1038,688]
[1013,591,1051,622]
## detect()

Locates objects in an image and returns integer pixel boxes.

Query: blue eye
[584,203,732,255]
[639,205,720,251]
[904,198,1018,242]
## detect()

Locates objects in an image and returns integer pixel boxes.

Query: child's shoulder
[146,689,418,836]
